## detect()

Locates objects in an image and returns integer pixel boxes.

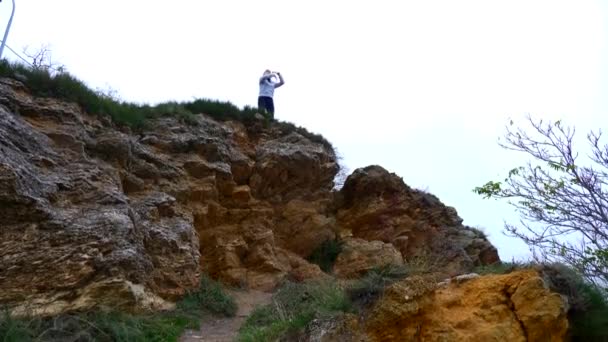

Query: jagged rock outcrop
[0,77,501,316]
[0,78,338,314]
[298,269,569,341]
[335,165,499,277]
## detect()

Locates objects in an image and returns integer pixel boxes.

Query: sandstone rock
[274,199,336,258]
[250,132,338,202]
[279,249,327,282]
[366,269,568,341]
[0,76,506,322]
[299,270,568,342]
[333,238,404,278]
[0,85,200,315]
[337,165,499,276]
[231,185,252,204]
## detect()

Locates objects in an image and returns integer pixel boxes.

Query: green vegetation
[473,261,525,275]
[0,59,258,128]
[468,226,488,239]
[539,263,608,341]
[237,280,351,342]
[0,275,235,342]
[346,264,410,307]
[178,274,237,317]
[0,59,335,150]
[0,309,198,342]
[272,120,334,151]
[308,239,343,273]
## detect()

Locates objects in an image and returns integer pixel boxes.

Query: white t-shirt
[259,76,276,97]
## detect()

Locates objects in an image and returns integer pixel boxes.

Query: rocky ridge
[0,77,569,341]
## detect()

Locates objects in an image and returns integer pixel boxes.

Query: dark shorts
[258,96,274,117]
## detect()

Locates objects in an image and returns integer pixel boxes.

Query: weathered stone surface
[365,269,568,342]
[337,165,499,276]
[0,76,510,326]
[0,78,338,315]
[333,238,404,279]
[274,199,336,258]
[250,132,338,202]
[301,270,568,342]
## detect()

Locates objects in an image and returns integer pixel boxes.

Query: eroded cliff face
[0,77,498,317]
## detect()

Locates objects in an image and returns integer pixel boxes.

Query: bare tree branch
[475,117,608,285]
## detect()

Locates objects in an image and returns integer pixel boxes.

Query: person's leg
[258,96,267,114]
[266,97,275,119]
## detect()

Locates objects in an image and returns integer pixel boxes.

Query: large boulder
[296,270,569,342]
[250,132,338,202]
[336,165,499,276]
[366,269,568,341]
[333,238,404,278]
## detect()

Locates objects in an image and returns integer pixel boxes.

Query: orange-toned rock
[231,185,252,204]
[249,132,338,203]
[279,249,328,282]
[274,199,336,258]
[0,78,339,315]
[0,74,509,326]
[366,269,568,342]
[337,165,499,276]
[297,270,568,342]
[333,238,404,278]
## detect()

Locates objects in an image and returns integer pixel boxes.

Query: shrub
[237,280,351,342]
[539,263,608,340]
[0,274,236,342]
[473,261,525,275]
[0,309,199,342]
[0,60,259,129]
[273,120,334,152]
[308,239,343,273]
[178,274,237,317]
[347,264,409,307]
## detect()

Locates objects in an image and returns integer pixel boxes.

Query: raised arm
[259,74,273,83]
[274,72,285,88]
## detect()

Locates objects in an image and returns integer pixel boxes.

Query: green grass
[347,264,410,308]
[178,274,237,317]
[237,280,351,342]
[0,60,335,151]
[0,275,235,342]
[473,261,524,275]
[0,60,252,128]
[308,239,343,273]
[272,120,334,151]
[0,60,336,152]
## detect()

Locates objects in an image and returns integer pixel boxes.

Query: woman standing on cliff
[258,70,285,119]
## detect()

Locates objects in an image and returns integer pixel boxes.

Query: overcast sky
[1,0,606,261]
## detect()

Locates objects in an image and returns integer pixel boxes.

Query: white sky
[1,0,606,261]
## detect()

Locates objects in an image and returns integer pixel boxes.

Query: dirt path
[180,290,273,342]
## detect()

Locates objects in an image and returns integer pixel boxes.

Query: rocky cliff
[1,76,500,319]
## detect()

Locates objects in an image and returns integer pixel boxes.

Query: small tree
[333,150,351,190]
[474,116,608,286]
[23,45,65,74]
